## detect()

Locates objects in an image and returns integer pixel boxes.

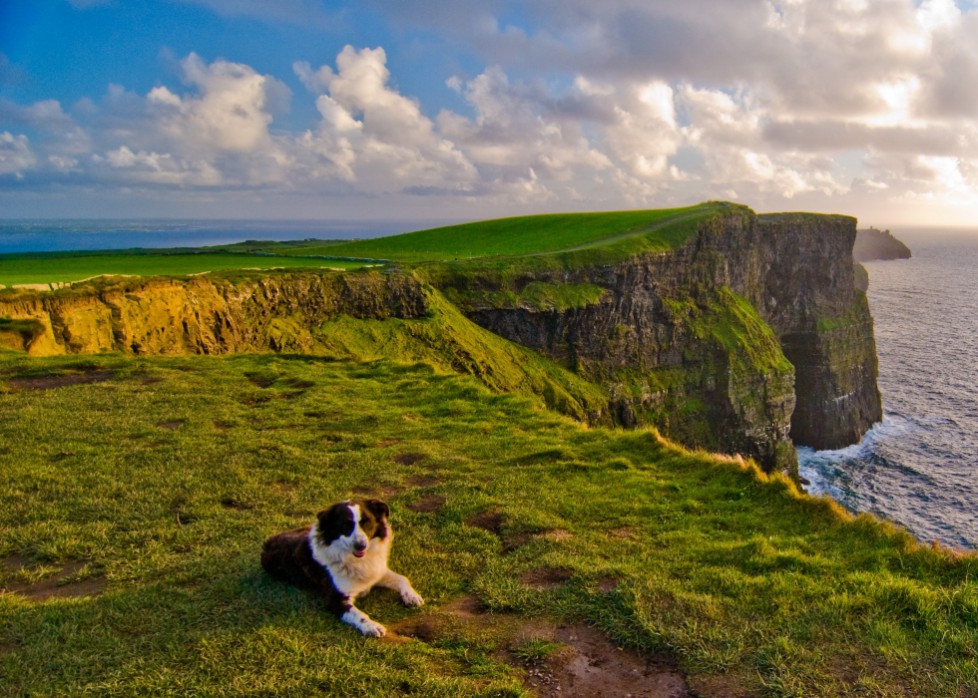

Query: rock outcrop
[853,228,912,262]
[0,271,429,356]
[435,205,881,471]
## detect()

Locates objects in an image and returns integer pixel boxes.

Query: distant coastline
[854,227,912,262]
[0,218,453,255]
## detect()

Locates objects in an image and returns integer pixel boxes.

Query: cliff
[853,228,912,262]
[426,205,881,470]
[0,270,607,421]
[0,203,882,474]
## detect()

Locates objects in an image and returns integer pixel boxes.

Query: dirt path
[391,595,689,698]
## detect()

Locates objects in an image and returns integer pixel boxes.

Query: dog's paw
[401,588,424,607]
[358,619,387,637]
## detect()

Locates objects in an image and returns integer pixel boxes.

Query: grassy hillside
[0,202,734,287]
[1,351,976,696]
[266,203,727,264]
[0,252,364,287]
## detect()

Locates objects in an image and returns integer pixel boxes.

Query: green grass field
[2,351,976,696]
[1,203,731,287]
[262,204,723,264]
[0,253,365,287]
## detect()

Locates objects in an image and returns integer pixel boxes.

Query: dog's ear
[364,499,390,520]
[317,501,354,542]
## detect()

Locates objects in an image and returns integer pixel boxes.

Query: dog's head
[315,499,390,559]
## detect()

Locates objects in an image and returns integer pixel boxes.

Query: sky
[2,0,978,228]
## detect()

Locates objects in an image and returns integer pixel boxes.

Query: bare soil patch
[1,556,106,601]
[352,484,402,500]
[408,473,443,488]
[503,533,533,553]
[466,510,504,534]
[220,497,255,510]
[408,494,446,514]
[391,595,688,698]
[521,567,574,590]
[523,623,688,698]
[611,526,637,540]
[394,452,427,466]
[6,369,116,391]
[244,372,278,388]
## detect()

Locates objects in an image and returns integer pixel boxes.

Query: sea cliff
[853,227,912,262]
[0,203,882,473]
[431,206,881,470]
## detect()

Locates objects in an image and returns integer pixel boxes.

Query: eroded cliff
[0,203,882,473]
[0,272,429,356]
[428,205,881,471]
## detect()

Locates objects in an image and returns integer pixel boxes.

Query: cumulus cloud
[294,46,478,193]
[146,53,287,155]
[0,132,36,177]
[4,0,978,221]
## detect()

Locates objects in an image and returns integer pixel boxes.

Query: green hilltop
[264,202,732,265]
[0,202,733,287]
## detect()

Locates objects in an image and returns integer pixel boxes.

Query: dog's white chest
[310,529,392,599]
[329,543,389,598]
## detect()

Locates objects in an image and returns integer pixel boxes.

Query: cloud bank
[2,0,977,223]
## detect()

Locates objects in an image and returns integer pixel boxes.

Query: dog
[261,498,423,637]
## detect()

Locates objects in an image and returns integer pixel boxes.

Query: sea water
[800,230,978,550]
[0,219,444,254]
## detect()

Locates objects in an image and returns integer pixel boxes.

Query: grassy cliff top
[1,351,975,696]
[272,201,738,264]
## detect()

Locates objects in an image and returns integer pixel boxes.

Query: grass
[0,252,365,287]
[1,351,976,696]
[0,202,734,287]
[262,204,726,264]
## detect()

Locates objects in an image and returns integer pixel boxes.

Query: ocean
[0,219,446,254]
[800,230,978,551]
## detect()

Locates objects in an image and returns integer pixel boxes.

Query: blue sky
[2,0,978,226]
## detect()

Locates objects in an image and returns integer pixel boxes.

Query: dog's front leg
[378,571,424,607]
[340,602,387,637]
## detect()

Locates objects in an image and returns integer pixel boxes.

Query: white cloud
[6,1,978,223]
[0,132,36,177]
[150,53,285,154]
[296,45,478,193]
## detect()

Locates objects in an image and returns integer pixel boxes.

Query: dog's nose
[354,541,367,552]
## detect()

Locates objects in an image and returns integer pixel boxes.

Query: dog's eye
[360,517,369,526]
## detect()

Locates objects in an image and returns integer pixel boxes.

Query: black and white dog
[261,499,423,637]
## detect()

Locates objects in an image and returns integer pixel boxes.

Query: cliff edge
[0,202,882,474]
[431,204,881,471]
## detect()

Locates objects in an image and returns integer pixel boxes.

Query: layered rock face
[753,214,882,449]
[0,272,429,356]
[452,207,881,470]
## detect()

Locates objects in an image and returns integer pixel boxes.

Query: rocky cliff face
[753,214,882,449]
[442,206,881,471]
[0,271,429,356]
